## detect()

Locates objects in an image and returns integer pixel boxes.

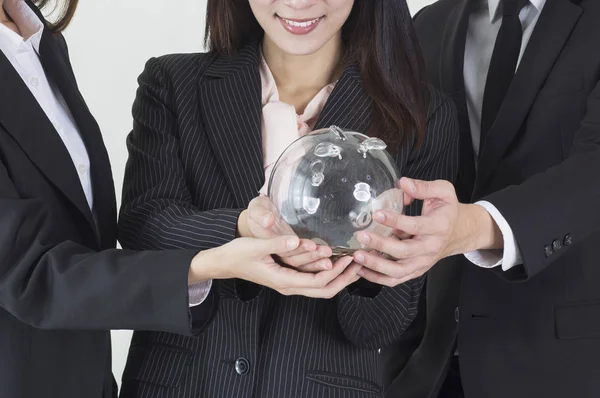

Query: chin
[273,38,331,57]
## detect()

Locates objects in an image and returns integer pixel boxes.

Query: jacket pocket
[122,344,193,388]
[555,302,600,339]
[306,370,383,396]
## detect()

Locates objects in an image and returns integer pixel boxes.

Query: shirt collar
[488,0,547,23]
[0,0,44,57]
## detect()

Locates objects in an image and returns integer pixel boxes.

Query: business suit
[382,0,600,397]
[0,3,198,397]
[117,42,459,398]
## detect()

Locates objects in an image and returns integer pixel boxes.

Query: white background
[61,0,435,388]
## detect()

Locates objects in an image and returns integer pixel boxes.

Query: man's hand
[352,177,502,287]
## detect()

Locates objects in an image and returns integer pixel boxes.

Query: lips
[277,16,323,35]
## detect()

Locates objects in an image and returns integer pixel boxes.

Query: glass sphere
[267,126,403,255]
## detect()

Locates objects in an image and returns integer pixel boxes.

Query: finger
[357,267,403,287]
[400,177,456,202]
[353,250,415,279]
[393,229,412,240]
[248,202,276,229]
[281,246,332,268]
[372,211,440,236]
[403,191,416,207]
[269,253,352,289]
[282,239,320,258]
[284,260,361,298]
[253,235,300,257]
[295,258,333,272]
[356,232,428,260]
[357,267,426,287]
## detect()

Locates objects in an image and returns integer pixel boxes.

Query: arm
[118,57,243,254]
[336,95,460,348]
[363,81,600,284]
[481,80,600,280]
[0,157,197,333]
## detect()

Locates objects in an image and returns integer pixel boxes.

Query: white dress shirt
[0,0,93,209]
[463,0,547,271]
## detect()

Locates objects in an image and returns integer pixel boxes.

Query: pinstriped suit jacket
[117,42,459,398]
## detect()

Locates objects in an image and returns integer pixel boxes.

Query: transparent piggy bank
[267,125,403,255]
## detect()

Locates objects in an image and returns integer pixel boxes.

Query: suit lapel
[37,27,116,247]
[198,45,373,208]
[0,46,99,230]
[475,0,583,196]
[440,0,477,201]
[313,64,372,133]
[199,44,264,208]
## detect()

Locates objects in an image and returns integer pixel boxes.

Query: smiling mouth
[280,17,322,27]
[277,15,323,35]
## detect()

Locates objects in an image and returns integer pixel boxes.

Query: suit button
[564,234,573,246]
[544,245,553,258]
[235,358,250,375]
[455,307,459,323]
[552,239,562,251]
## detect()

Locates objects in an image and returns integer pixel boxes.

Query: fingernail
[323,261,332,270]
[406,179,416,192]
[357,233,370,245]
[374,212,385,223]
[357,267,364,276]
[286,238,299,248]
[354,253,365,264]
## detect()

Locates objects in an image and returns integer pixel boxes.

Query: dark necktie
[480,0,529,147]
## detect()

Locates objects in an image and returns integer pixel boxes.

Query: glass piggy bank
[267,125,403,255]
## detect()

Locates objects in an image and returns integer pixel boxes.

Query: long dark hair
[33,0,79,32]
[204,0,427,149]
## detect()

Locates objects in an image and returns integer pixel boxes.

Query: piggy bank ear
[358,138,387,158]
[314,142,343,159]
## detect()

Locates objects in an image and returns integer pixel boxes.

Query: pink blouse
[258,55,336,195]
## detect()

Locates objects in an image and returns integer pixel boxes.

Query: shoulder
[424,84,457,123]
[143,52,218,85]
[413,0,463,24]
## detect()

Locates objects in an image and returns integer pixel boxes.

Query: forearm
[335,276,424,349]
[119,202,243,251]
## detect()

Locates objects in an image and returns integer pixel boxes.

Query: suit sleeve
[336,95,460,349]
[0,157,196,333]
[484,80,600,281]
[119,57,254,319]
[118,57,242,253]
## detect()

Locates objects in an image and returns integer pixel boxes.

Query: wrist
[460,203,503,252]
[188,247,231,284]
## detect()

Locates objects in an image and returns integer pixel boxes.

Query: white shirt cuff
[463,201,523,271]
[188,280,213,307]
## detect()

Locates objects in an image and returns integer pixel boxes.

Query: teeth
[283,18,319,28]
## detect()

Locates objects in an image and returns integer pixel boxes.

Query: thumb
[251,235,300,257]
[400,177,455,201]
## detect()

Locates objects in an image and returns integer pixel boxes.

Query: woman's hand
[238,196,333,272]
[192,235,361,299]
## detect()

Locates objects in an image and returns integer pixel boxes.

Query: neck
[0,1,8,23]
[262,34,343,111]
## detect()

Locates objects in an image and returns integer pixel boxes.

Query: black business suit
[0,3,198,397]
[382,0,600,397]
[117,42,459,398]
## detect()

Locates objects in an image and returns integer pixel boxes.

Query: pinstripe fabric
[118,42,459,398]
